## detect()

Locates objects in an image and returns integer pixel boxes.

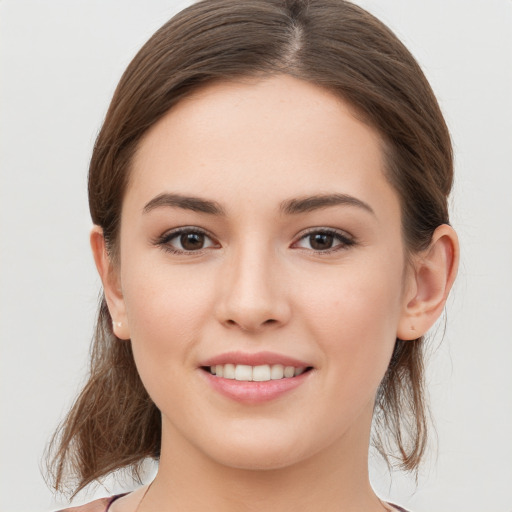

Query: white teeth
[252,365,271,381]
[224,363,235,379]
[270,364,284,379]
[209,363,307,381]
[284,366,295,378]
[235,364,252,381]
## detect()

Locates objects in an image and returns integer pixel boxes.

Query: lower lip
[201,369,312,404]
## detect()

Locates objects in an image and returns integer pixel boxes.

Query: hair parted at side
[47,0,453,496]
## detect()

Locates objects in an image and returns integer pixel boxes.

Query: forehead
[128,75,399,219]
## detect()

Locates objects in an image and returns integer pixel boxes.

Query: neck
[142,407,386,512]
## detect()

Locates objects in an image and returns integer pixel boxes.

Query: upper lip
[200,351,312,368]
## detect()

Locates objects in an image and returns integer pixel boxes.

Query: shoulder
[56,494,127,512]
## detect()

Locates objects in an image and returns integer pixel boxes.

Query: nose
[214,242,291,333]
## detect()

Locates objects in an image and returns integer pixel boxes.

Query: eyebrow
[279,193,375,216]
[143,193,226,215]
[142,192,374,217]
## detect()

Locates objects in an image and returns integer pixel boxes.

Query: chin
[212,448,305,472]
[200,430,318,472]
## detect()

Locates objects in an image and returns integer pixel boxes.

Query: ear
[397,224,459,340]
[90,226,131,340]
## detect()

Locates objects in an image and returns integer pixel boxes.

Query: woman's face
[114,75,415,470]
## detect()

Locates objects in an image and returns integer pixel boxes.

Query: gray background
[1,1,511,510]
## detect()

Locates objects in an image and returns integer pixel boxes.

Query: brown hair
[47,0,452,495]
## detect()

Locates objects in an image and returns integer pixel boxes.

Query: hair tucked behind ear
[47,0,453,495]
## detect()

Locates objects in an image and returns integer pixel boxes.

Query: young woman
[48,1,459,510]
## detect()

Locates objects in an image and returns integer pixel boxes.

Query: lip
[198,351,314,404]
[199,351,312,368]
[200,367,313,404]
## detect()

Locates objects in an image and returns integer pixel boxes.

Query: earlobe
[90,226,131,340]
[397,224,459,340]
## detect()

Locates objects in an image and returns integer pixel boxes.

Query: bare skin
[92,75,459,512]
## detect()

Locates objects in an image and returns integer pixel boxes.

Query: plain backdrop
[1,1,511,511]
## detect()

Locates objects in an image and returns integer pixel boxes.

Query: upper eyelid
[159,226,215,240]
[152,226,219,251]
[291,228,356,252]
[294,227,354,241]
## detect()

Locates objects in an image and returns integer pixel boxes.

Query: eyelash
[153,227,355,255]
[293,228,355,254]
[153,227,217,255]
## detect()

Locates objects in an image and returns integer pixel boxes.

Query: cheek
[296,257,404,388]
[120,258,214,367]
[119,265,214,416]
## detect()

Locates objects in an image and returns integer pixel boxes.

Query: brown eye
[309,233,334,250]
[180,232,205,250]
[294,229,354,252]
[157,228,217,253]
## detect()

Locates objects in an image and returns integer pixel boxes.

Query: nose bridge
[216,234,289,331]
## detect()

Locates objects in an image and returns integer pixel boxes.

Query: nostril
[224,318,278,329]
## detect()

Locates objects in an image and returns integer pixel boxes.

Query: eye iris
[310,233,334,250]
[180,232,204,250]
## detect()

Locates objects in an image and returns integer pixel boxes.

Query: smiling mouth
[201,364,313,382]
